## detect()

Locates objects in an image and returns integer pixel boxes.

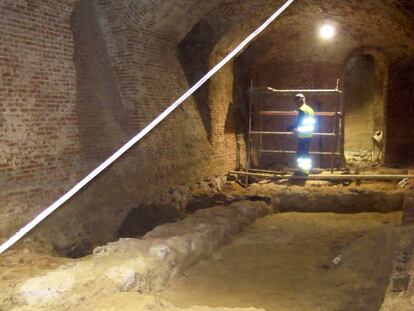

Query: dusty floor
[3,212,406,311]
[159,212,404,311]
[0,178,411,311]
[0,240,71,308]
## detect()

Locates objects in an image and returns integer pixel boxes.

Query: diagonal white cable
[0,0,295,254]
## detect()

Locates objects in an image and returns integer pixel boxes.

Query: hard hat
[372,130,384,145]
[295,93,305,99]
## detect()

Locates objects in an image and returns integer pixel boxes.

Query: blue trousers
[297,138,310,158]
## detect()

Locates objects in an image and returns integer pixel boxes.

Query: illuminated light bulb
[319,24,336,40]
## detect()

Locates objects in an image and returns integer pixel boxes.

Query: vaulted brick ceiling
[99,0,414,68]
[179,0,414,66]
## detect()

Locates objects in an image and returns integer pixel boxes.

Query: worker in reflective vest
[287,94,315,174]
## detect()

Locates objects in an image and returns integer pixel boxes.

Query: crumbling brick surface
[1,0,414,253]
[0,0,83,236]
[0,0,240,252]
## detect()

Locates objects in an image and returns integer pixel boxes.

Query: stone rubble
[11,200,275,310]
[247,183,404,213]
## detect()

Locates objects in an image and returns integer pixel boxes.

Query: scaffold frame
[245,80,344,183]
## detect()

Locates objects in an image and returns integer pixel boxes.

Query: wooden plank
[230,171,414,180]
[251,131,336,136]
[260,150,341,155]
[258,111,340,117]
[252,87,343,94]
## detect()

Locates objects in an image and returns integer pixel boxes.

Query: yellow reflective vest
[297,103,315,139]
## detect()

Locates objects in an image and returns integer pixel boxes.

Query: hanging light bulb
[319,23,336,40]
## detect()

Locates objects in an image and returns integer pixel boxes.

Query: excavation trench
[156,187,408,311]
[159,212,405,311]
[1,184,411,311]
[60,184,404,258]
[156,189,408,311]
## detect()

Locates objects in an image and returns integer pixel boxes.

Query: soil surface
[0,241,71,308]
[0,179,411,311]
[159,212,404,311]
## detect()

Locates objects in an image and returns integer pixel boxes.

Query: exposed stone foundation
[10,201,274,310]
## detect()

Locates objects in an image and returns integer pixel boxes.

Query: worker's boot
[294,169,309,176]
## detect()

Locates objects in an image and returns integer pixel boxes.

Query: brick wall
[2,0,413,255]
[0,0,83,237]
[0,0,242,255]
[385,58,414,165]
[71,0,132,162]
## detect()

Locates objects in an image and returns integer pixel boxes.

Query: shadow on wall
[71,0,131,164]
[385,58,414,165]
[232,56,251,144]
[178,20,220,141]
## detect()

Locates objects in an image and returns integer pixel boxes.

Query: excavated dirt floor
[2,212,408,311]
[1,179,413,311]
[159,212,405,311]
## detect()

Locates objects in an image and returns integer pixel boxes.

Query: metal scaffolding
[245,80,344,180]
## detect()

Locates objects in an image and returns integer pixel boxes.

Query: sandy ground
[0,212,408,311]
[0,240,71,308]
[159,212,404,311]
[0,179,410,310]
